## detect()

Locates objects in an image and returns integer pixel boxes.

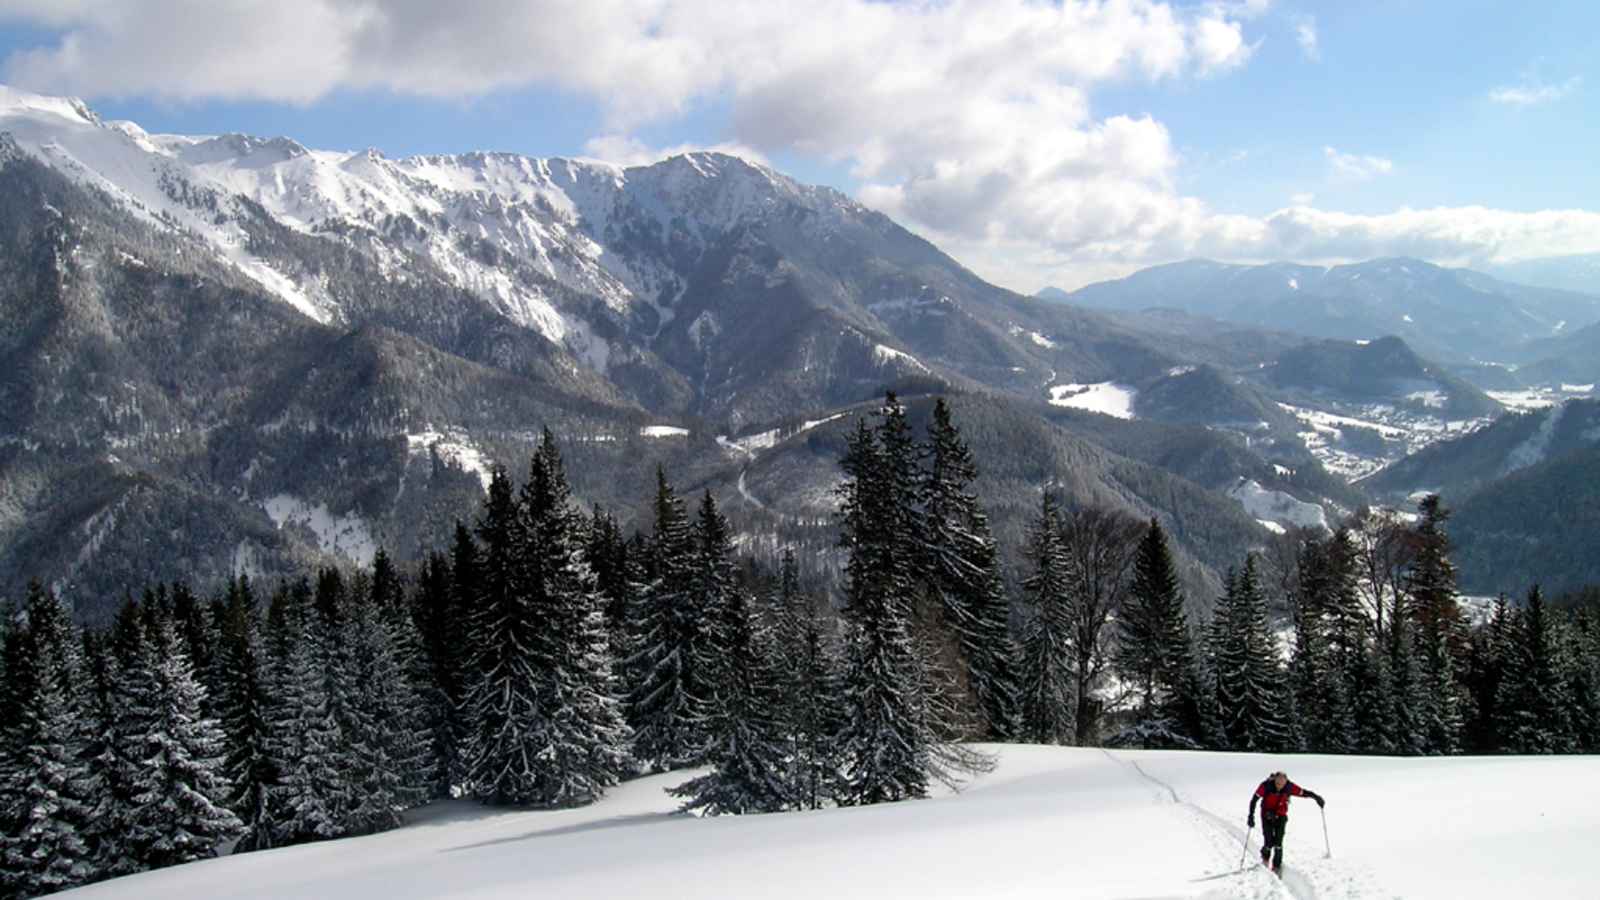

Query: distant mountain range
[1,85,1593,614]
[1041,257,1600,372]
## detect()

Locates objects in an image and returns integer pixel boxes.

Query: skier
[1246,770,1324,875]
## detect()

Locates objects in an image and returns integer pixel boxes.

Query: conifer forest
[3,396,1597,899]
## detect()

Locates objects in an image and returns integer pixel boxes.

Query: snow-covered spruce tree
[79,598,148,880]
[1405,494,1468,753]
[1565,606,1600,752]
[215,576,279,852]
[1060,504,1143,745]
[0,583,98,897]
[170,582,218,715]
[1111,517,1203,748]
[920,398,1019,740]
[267,585,351,843]
[626,466,713,771]
[341,558,430,833]
[463,465,546,805]
[1209,557,1293,752]
[413,548,467,799]
[768,549,845,810]
[1384,599,1427,755]
[1462,594,1512,753]
[521,432,631,807]
[1494,586,1574,753]
[835,399,985,805]
[1346,629,1396,754]
[672,492,792,815]
[1018,491,1076,745]
[119,608,242,871]
[1290,532,1357,753]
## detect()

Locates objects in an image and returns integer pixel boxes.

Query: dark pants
[1260,815,1287,869]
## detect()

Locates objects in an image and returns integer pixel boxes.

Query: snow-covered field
[57,746,1600,900]
[1050,382,1138,419]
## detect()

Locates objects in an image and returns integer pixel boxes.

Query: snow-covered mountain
[53,745,1600,900]
[1047,257,1600,367]
[1,84,1571,608]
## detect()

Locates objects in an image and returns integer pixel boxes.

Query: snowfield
[57,746,1600,900]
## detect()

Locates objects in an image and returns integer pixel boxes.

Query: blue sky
[0,0,1595,290]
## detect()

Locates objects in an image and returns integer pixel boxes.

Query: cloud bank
[6,0,1598,291]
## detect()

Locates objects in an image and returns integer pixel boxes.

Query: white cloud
[1295,18,1319,61]
[1324,146,1394,181]
[1290,192,1316,206]
[581,134,770,169]
[1488,76,1582,107]
[10,1,1600,295]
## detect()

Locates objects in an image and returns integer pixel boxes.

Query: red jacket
[1252,779,1317,819]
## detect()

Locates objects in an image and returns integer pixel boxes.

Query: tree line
[3,394,1596,897]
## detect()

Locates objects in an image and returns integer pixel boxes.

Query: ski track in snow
[1106,749,1393,900]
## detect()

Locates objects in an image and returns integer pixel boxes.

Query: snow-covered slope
[56,745,1600,900]
[0,85,846,361]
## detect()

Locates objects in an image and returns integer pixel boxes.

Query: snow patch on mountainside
[262,494,377,565]
[406,429,493,492]
[1228,479,1329,532]
[640,426,689,438]
[1049,382,1137,419]
[1503,403,1565,475]
[873,344,927,371]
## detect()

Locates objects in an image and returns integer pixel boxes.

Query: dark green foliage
[920,398,1019,739]
[626,467,714,771]
[767,549,846,810]
[1208,558,1293,752]
[216,576,278,851]
[1494,586,1574,753]
[1113,518,1203,748]
[462,467,545,805]
[1018,492,1075,745]
[517,433,631,807]
[0,584,97,897]
[671,494,792,815]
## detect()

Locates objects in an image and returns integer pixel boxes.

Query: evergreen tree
[269,593,349,842]
[521,432,631,807]
[920,397,1019,740]
[1564,606,1600,751]
[215,575,278,852]
[413,549,467,799]
[463,465,546,805]
[1018,492,1075,745]
[834,398,978,804]
[1405,494,1467,753]
[1112,518,1201,747]
[1208,558,1292,751]
[1385,600,1427,755]
[80,597,146,879]
[627,467,711,770]
[1290,533,1356,753]
[1495,586,1574,753]
[0,583,98,897]
[121,609,242,870]
[768,549,845,810]
[1462,595,1512,753]
[671,498,791,814]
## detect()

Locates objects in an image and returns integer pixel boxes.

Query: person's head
[1272,771,1288,788]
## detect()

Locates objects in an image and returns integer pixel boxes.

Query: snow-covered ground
[1226,479,1329,533]
[57,745,1600,900]
[1050,382,1138,419]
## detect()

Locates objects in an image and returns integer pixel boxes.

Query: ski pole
[1320,807,1332,858]
[1239,822,1254,870]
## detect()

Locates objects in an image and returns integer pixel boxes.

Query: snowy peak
[0,84,100,128]
[1053,255,1600,366]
